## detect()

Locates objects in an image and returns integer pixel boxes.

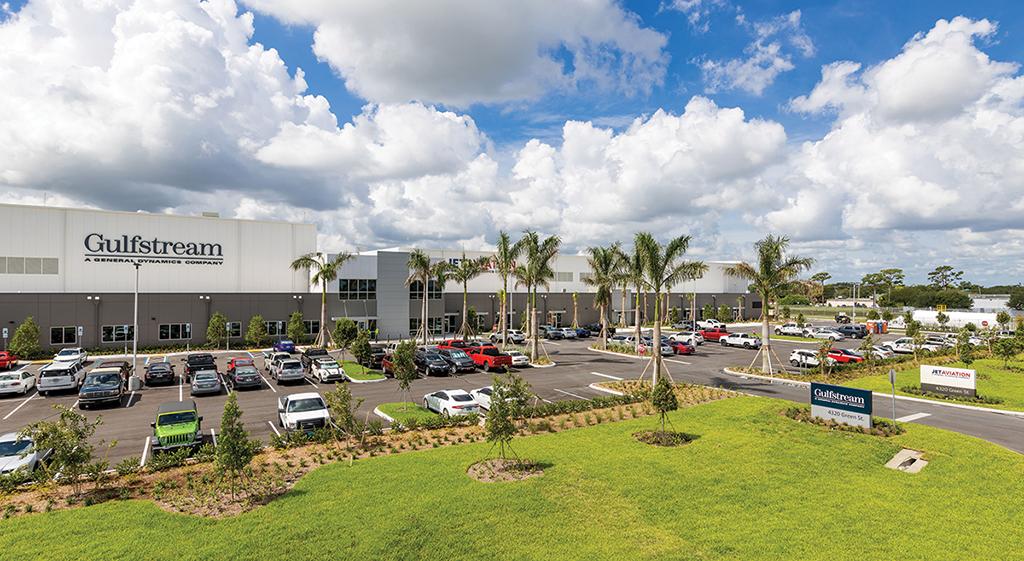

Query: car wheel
[791,360,800,367]
[442,408,450,419]
[483,362,490,372]
[423,399,430,411]
[774,329,781,335]
[743,342,751,349]
[720,340,727,346]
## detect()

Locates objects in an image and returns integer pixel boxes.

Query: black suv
[300,347,329,370]
[436,348,476,373]
[360,344,387,369]
[145,362,176,385]
[184,353,216,382]
[835,324,867,339]
[78,368,126,408]
[94,359,132,381]
[414,348,453,376]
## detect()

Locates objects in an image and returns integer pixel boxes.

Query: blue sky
[2,1,1024,284]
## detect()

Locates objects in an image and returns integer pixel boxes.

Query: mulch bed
[633,430,697,447]
[467,459,544,482]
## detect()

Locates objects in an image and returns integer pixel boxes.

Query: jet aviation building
[0,204,756,350]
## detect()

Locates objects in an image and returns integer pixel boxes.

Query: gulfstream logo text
[813,388,865,408]
[84,234,223,258]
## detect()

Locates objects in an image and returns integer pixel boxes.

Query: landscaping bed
[783,406,905,437]
[377,402,439,424]
[341,361,386,381]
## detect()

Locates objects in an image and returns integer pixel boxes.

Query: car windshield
[479,388,492,395]
[236,366,258,375]
[280,340,293,345]
[56,349,77,356]
[288,398,325,412]
[449,350,468,359]
[85,373,121,385]
[149,363,170,371]
[424,353,441,361]
[481,348,499,356]
[189,356,214,364]
[195,372,218,381]
[318,360,339,368]
[0,440,32,457]
[451,394,474,402]
[158,411,196,426]
[233,359,253,367]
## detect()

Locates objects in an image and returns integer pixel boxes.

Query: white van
[38,361,85,395]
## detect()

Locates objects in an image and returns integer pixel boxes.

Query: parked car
[699,327,729,341]
[264,352,291,372]
[78,368,126,408]
[574,327,591,338]
[584,323,613,336]
[774,323,806,336]
[311,357,345,382]
[670,331,704,346]
[423,389,482,417]
[277,393,330,432]
[273,339,296,353]
[414,348,453,376]
[271,359,306,384]
[300,347,330,370]
[150,400,203,453]
[489,330,526,344]
[559,327,578,339]
[0,351,19,370]
[145,359,176,385]
[360,344,387,369]
[834,313,852,324]
[697,319,725,330]
[470,386,493,409]
[190,370,222,396]
[789,349,820,367]
[672,320,698,330]
[870,346,896,360]
[226,364,262,389]
[806,327,845,341]
[436,348,476,373]
[0,433,50,474]
[505,350,530,367]
[669,340,695,355]
[226,357,253,372]
[184,353,216,382]
[437,339,474,350]
[94,359,132,382]
[884,337,943,354]
[835,324,867,339]
[827,348,864,364]
[543,327,564,340]
[925,335,955,348]
[467,345,513,372]
[721,333,762,349]
[37,361,85,396]
[52,347,87,365]
[0,369,36,396]
[638,342,673,356]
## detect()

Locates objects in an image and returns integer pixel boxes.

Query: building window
[101,325,135,343]
[555,271,573,282]
[265,321,286,336]
[579,272,593,282]
[159,323,192,341]
[0,256,58,275]
[409,280,442,300]
[50,326,77,345]
[227,322,241,338]
[409,317,443,336]
[339,278,377,300]
[303,320,321,335]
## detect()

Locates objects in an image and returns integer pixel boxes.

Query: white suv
[277,393,330,432]
[774,323,805,336]
[53,347,87,365]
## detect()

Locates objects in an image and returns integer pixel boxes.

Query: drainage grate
[885,449,928,474]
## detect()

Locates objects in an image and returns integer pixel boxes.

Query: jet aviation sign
[82,234,224,266]
[920,365,976,398]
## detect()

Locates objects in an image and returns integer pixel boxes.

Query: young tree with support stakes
[485,372,532,461]
[957,328,975,367]
[651,375,678,434]
[20,405,100,495]
[352,330,372,375]
[449,253,490,338]
[634,232,707,385]
[290,251,354,348]
[392,340,417,411]
[993,337,1018,368]
[245,315,268,348]
[286,311,305,343]
[332,318,358,362]
[816,340,833,377]
[858,333,876,362]
[996,310,1011,330]
[216,393,261,499]
[726,235,814,374]
[514,231,561,362]
[207,311,228,348]
[583,243,620,350]
[936,312,950,329]
[493,231,522,349]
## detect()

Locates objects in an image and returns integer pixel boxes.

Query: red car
[0,351,18,370]
[827,348,864,364]
[436,339,474,350]
[699,327,729,341]
[669,341,695,355]
[466,345,513,372]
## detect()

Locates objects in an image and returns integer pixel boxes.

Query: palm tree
[493,231,521,349]
[290,251,354,348]
[634,232,707,385]
[583,243,620,350]
[406,249,432,346]
[449,253,490,337]
[514,231,561,361]
[726,235,814,373]
[615,244,646,353]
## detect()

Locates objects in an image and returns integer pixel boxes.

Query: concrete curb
[721,367,1024,418]
[346,375,387,384]
[528,362,556,368]
[588,382,623,396]
[587,347,646,360]
[372,407,395,423]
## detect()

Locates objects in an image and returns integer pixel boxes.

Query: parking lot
[5,327,1023,464]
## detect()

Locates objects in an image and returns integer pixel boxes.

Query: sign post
[2,327,7,351]
[889,367,897,422]
[810,382,873,428]
[226,321,231,352]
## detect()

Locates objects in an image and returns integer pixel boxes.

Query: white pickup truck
[277,393,331,432]
[883,337,944,354]
[696,319,725,330]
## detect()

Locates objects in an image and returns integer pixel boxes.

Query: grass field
[377,402,438,423]
[2,396,1023,560]
[847,356,1024,412]
[341,360,386,381]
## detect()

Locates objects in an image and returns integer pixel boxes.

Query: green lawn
[377,402,438,423]
[767,334,820,343]
[848,356,1024,412]
[341,360,386,381]
[3,398,1024,560]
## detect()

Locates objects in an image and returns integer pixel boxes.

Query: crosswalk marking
[896,412,931,423]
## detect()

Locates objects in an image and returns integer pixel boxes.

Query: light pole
[130,263,141,389]
[541,294,548,326]
[488,294,495,332]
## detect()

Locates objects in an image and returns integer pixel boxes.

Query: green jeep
[150,400,203,452]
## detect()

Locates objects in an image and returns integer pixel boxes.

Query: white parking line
[210,428,217,447]
[305,377,320,389]
[589,371,622,381]
[140,438,150,467]
[125,391,136,408]
[667,359,691,365]
[267,421,281,437]
[2,392,38,420]
[553,388,588,400]
[896,412,931,423]
[71,399,79,409]
[545,341,561,346]
[541,398,554,404]
[260,374,277,393]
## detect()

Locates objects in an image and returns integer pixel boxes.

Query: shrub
[10,316,42,359]
[147,447,192,472]
[115,457,141,477]
[784,406,905,437]
[245,315,269,347]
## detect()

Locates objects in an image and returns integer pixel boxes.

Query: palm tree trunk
[501,277,508,349]
[653,289,662,385]
[619,286,627,328]
[761,291,771,374]
[319,284,328,347]
[634,288,642,354]
[460,284,469,337]
[600,303,608,350]
[421,274,428,346]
